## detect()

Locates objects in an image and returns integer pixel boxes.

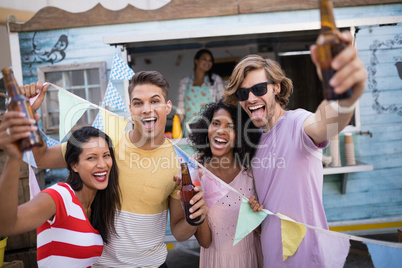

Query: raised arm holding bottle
[2,68,43,151]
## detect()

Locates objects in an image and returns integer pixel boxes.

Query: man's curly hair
[188,99,261,170]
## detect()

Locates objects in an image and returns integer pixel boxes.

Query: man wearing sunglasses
[224,31,367,267]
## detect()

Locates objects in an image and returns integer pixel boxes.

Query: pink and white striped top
[37,183,103,268]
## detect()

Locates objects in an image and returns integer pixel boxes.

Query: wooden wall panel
[9,0,238,32]
[323,23,402,223]
[9,0,401,32]
[239,0,402,14]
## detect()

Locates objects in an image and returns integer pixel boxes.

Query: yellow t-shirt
[114,131,180,214]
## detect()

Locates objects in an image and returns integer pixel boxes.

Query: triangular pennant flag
[45,134,60,147]
[173,144,199,173]
[25,152,40,199]
[365,242,402,268]
[92,111,104,131]
[100,109,129,147]
[202,172,230,208]
[278,213,307,261]
[172,143,202,188]
[29,165,41,199]
[234,196,268,245]
[316,229,350,267]
[110,54,135,80]
[39,129,60,148]
[103,81,128,112]
[23,151,37,168]
[58,90,91,140]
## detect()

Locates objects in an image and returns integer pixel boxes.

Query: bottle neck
[319,0,338,32]
[181,163,192,185]
[2,69,22,97]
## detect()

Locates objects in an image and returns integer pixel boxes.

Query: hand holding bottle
[0,111,38,159]
[2,68,44,152]
[310,0,367,104]
[311,31,366,105]
[178,162,207,226]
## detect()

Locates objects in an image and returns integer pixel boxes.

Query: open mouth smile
[212,136,228,149]
[248,104,265,119]
[141,117,157,130]
[93,171,107,182]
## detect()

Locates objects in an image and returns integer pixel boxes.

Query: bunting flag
[92,111,104,131]
[201,172,230,208]
[171,142,402,263]
[173,144,202,187]
[58,89,91,141]
[234,196,269,246]
[100,109,129,147]
[29,165,41,199]
[279,213,306,261]
[109,54,135,80]
[45,77,402,266]
[24,151,41,199]
[172,142,268,245]
[103,81,128,112]
[365,242,402,268]
[23,151,37,168]
[44,135,60,147]
[39,129,60,147]
[315,229,350,267]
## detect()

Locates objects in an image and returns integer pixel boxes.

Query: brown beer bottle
[180,162,202,226]
[316,0,352,100]
[2,68,44,152]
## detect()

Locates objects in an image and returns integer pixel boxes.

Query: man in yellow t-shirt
[25,71,209,267]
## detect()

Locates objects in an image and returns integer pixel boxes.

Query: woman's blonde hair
[224,55,293,107]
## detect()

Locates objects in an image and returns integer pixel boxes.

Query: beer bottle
[2,68,44,152]
[316,0,352,100]
[180,162,202,226]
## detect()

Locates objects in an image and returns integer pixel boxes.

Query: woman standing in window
[176,49,225,134]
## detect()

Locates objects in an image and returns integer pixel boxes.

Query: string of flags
[173,143,402,267]
[23,54,402,268]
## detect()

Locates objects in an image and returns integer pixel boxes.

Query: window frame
[37,61,107,134]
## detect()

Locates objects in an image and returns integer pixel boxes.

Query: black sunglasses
[235,81,275,101]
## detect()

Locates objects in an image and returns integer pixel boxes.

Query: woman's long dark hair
[65,126,121,244]
[189,99,261,170]
[194,49,215,86]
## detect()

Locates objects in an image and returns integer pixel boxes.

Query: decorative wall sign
[368,34,402,116]
[22,32,68,67]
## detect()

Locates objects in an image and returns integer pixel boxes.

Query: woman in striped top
[0,114,121,268]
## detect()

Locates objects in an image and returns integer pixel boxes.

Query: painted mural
[368,34,402,116]
[21,32,68,67]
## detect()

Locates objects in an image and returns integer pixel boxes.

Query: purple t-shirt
[252,109,329,268]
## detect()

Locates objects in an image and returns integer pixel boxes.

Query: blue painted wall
[323,23,402,222]
[19,28,121,85]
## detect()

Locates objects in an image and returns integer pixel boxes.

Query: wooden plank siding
[9,1,239,32]
[238,0,402,13]
[323,23,402,223]
[8,0,401,32]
